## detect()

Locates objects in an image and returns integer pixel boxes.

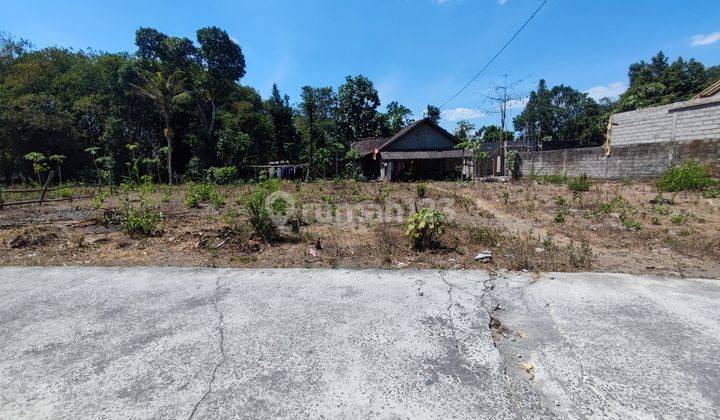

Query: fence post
[38,171,55,206]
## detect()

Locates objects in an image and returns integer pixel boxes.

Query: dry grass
[0,178,718,277]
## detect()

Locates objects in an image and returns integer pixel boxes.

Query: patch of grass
[553,211,566,224]
[416,183,428,199]
[669,213,687,225]
[619,210,642,231]
[567,173,591,193]
[654,204,670,215]
[468,225,504,247]
[532,174,569,185]
[184,183,225,209]
[554,196,566,207]
[567,240,594,269]
[121,200,164,238]
[656,160,714,192]
[55,186,76,199]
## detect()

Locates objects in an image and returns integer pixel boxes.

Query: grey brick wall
[519,139,720,179]
[611,96,720,146]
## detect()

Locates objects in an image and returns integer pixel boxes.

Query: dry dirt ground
[1,179,718,278]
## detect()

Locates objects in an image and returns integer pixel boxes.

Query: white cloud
[498,0,508,5]
[441,107,486,122]
[690,32,720,47]
[585,82,627,100]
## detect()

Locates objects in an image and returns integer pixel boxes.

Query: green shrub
[184,183,225,209]
[554,196,566,207]
[55,186,76,199]
[91,191,108,210]
[405,209,448,249]
[553,211,566,224]
[669,213,687,225]
[208,166,238,184]
[121,201,164,238]
[417,183,428,198]
[567,173,591,193]
[656,160,714,192]
[242,179,283,242]
[468,225,503,247]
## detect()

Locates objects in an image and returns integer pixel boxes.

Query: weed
[501,191,510,205]
[553,211,566,224]
[55,186,76,199]
[654,204,670,215]
[567,240,594,269]
[241,179,289,242]
[405,209,447,249]
[656,160,714,192]
[619,210,642,231]
[468,225,503,247]
[121,200,164,238]
[554,196,567,207]
[567,173,591,193]
[184,183,225,209]
[652,217,661,225]
[669,213,687,225]
[91,191,108,210]
[702,185,720,199]
[416,183,428,199]
[207,166,238,184]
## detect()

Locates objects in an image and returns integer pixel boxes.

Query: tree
[23,152,48,184]
[296,86,338,178]
[385,101,413,134]
[426,105,441,124]
[49,155,66,184]
[477,125,515,143]
[129,69,190,184]
[453,120,476,142]
[266,83,299,162]
[336,75,381,142]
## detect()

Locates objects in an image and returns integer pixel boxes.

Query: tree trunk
[165,111,173,185]
[56,164,62,185]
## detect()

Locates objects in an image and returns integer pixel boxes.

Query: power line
[439,0,549,110]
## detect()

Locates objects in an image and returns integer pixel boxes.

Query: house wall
[610,95,720,146]
[385,123,456,151]
[519,139,720,179]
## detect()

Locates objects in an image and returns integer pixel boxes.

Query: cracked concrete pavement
[0,267,718,418]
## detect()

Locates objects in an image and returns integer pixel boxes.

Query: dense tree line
[1,31,717,184]
[0,29,417,183]
[512,51,719,145]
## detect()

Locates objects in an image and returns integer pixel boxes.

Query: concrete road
[0,268,718,418]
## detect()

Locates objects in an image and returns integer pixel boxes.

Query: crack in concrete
[188,277,227,419]
[439,272,460,349]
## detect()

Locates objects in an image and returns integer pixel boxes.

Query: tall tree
[336,75,381,142]
[266,83,299,162]
[129,69,189,184]
[426,105,441,124]
[384,101,413,134]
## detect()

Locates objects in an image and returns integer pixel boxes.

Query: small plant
[702,185,720,199]
[652,217,661,225]
[121,200,164,238]
[669,213,687,225]
[207,166,238,185]
[619,210,642,231]
[554,196,567,207]
[416,183,428,199]
[375,187,391,204]
[654,204,670,215]
[567,240,593,269]
[91,191,108,210]
[468,225,503,247]
[242,179,287,242]
[55,186,76,199]
[567,173,591,193]
[184,183,225,209]
[405,209,448,249]
[656,160,714,192]
[501,191,510,205]
[553,211,566,224]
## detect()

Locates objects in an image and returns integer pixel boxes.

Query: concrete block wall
[520,139,720,179]
[611,96,720,146]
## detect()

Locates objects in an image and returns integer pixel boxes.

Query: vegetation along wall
[519,95,720,179]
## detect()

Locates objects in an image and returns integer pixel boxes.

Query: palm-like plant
[49,155,66,184]
[24,152,48,185]
[129,70,190,185]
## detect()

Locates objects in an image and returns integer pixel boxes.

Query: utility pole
[485,75,525,176]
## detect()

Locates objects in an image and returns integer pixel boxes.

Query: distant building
[351,118,467,181]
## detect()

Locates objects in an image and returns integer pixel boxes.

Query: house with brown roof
[351,118,469,181]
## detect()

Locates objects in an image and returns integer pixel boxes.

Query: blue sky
[1,0,719,130]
